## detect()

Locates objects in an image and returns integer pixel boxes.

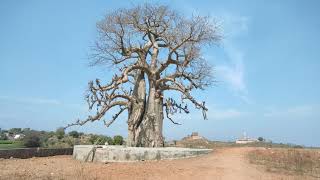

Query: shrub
[105,136,114,145]
[0,133,8,140]
[258,137,264,142]
[23,132,40,147]
[89,135,114,145]
[99,136,113,145]
[113,135,124,145]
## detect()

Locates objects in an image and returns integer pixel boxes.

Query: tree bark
[127,74,164,147]
[127,70,146,147]
[135,84,164,147]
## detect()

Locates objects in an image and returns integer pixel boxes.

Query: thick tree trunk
[127,73,164,147]
[127,70,146,147]
[134,85,164,147]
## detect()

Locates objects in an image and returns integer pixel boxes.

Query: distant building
[183,132,205,140]
[14,134,25,140]
[166,140,177,146]
[236,132,258,144]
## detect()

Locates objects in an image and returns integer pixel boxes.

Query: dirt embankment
[0,147,315,180]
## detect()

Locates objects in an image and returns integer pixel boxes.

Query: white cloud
[216,46,246,92]
[169,4,251,103]
[213,13,251,103]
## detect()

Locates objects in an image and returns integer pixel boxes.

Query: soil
[0,147,313,180]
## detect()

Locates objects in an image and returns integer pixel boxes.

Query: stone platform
[73,145,212,162]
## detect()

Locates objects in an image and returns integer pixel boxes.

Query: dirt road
[0,147,309,180]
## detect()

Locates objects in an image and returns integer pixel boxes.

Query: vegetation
[0,130,8,140]
[68,131,79,138]
[248,148,320,178]
[113,135,124,145]
[0,140,24,149]
[23,131,41,147]
[0,128,124,149]
[258,137,264,142]
[55,127,65,139]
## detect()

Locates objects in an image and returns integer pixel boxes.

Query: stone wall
[0,148,73,159]
[73,145,212,162]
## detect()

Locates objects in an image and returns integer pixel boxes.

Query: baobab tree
[67,4,221,147]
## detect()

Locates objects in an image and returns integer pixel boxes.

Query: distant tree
[89,134,113,145]
[56,127,65,139]
[113,135,124,145]
[0,133,8,140]
[23,131,40,147]
[9,128,22,134]
[22,128,31,133]
[258,137,264,142]
[68,131,80,138]
[105,136,113,145]
[97,136,113,145]
[89,134,99,144]
[293,145,303,149]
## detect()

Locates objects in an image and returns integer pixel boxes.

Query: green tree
[23,131,40,147]
[56,127,65,139]
[258,137,264,142]
[68,131,79,138]
[9,128,22,134]
[89,134,99,144]
[0,132,8,140]
[99,136,113,145]
[105,136,113,145]
[113,135,124,145]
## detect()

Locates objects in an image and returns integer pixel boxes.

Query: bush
[0,133,8,140]
[105,136,114,145]
[23,132,40,147]
[99,136,113,145]
[258,137,264,142]
[56,127,65,139]
[68,131,79,138]
[113,135,124,145]
[89,135,114,145]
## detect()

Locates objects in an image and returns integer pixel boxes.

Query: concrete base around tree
[73,145,212,162]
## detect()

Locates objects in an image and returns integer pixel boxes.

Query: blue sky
[0,0,319,146]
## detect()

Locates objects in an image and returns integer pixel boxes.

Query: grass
[0,140,25,149]
[173,138,302,149]
[248,148,320,178]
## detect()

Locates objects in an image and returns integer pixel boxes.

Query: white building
[235,132,258,144]
[13,134,25,140]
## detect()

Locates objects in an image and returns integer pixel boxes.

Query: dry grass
[248,148,320,178]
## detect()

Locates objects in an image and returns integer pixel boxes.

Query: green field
[0,140,25,149]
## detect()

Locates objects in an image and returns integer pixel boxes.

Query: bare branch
[103,107,127,127]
